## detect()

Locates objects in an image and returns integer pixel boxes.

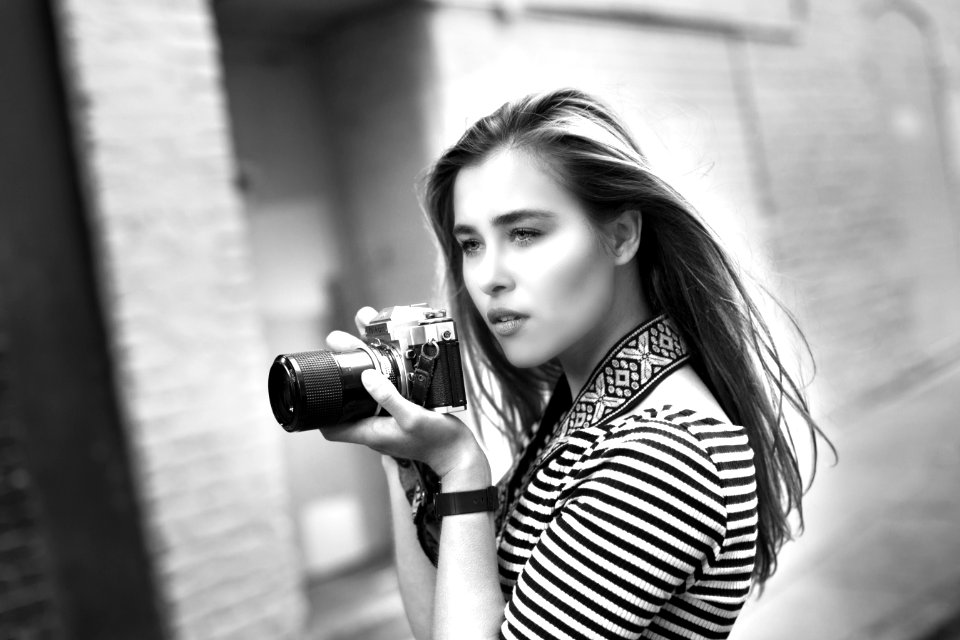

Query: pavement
[309,361,960,640]
[306,554,409,640]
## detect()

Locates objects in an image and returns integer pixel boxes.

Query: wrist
[439,445,491,492]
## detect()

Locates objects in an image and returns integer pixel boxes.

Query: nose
[474,245,514,297]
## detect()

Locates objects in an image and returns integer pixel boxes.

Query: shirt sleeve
[500,425,727,640]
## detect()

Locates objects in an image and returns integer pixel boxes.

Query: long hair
[422,88,832,585]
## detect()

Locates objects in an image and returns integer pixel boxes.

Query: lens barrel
[268,346,399,432]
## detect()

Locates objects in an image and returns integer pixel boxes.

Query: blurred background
[1,0,959,638]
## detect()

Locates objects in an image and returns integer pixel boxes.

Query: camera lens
[267,346,400,432]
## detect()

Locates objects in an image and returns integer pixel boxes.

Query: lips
[487,307,528,337]
[487,307,525,323]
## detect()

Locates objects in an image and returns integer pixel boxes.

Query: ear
[606,209,642,266]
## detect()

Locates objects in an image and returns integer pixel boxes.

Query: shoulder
[581,406,753,498]
[616,404,751,451]
[591,411,717,486]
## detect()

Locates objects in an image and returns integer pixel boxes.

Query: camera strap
[393,340,445,565]
[408,341,440,407]
[394,459,441,566]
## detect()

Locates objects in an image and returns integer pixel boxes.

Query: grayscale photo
[2,1,959,639]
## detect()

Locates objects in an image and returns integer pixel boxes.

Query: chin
[501,344,552,369]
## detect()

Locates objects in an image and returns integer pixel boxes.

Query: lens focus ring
[287,350,343,430]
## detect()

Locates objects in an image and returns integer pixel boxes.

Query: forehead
[452,149,583,226]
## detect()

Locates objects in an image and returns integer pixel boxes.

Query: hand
[321,308,490,483]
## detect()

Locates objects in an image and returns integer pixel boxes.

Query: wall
[311,8,442,312]
[51,0,307,637]
[219,34,394,578]
[0,1,164,637]
[745,0,960,411]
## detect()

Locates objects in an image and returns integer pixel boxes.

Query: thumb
[361,368,414,422]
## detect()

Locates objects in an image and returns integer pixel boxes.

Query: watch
[434,486,499,517]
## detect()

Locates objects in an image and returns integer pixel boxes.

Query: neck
[559,265,652,398]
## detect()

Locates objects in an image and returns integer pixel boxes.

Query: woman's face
[452,149,621,369]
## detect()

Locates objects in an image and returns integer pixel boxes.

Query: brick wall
[51,1,306,638]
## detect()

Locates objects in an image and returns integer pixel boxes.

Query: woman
[324,88,829,639]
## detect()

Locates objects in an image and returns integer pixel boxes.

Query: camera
[267,304,467,432]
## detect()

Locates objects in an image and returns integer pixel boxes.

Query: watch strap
[435,486,499,517]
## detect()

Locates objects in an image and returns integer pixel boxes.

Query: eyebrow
[452,209,556,236]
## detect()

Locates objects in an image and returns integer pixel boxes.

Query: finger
[320,421,365,444]
[325,330,365,351]
[321,417,403,455]
[361,368,417,424]
[354,306,378,334]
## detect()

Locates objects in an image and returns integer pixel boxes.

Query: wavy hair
[422,88,831,585]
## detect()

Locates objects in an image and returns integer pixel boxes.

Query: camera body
[268,304,466,432]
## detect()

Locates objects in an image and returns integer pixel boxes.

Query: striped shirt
[495,319,758,639]
[496,406,758,639]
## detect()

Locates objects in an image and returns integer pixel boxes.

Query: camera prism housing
[268,304,467,432]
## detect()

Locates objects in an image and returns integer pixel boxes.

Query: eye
[510,228,542,246]
[457,237,482,256]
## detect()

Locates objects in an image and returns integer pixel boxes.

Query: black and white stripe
[497,406,758,639]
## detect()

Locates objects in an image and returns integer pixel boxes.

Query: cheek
[461,264,483,306]
[532,234,614,312]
